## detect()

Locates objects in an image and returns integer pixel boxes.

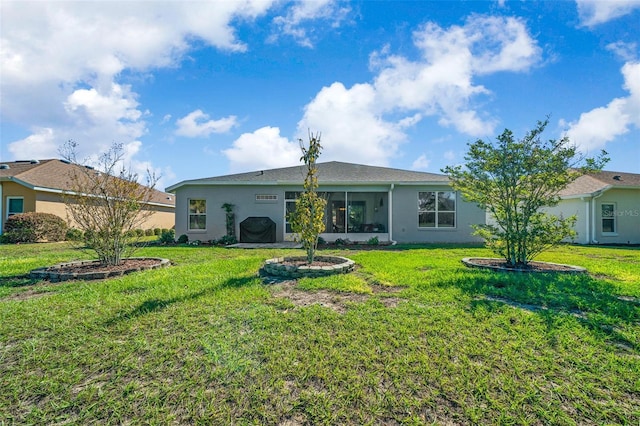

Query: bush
[317,236,326,246]
[216,235,237,245]
[367,236,379,246]
[153,228,162,236]
[334,238,350,246]
[2,213,68,243]
[144,229,154,236]
[177,234,189,244]
[66,228,84,241]
[159,229,175,244]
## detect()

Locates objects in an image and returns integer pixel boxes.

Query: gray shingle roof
[166,161,449,192]
[0,159,175,207]
[560,170,640,197]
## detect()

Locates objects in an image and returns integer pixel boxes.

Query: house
[166,161,486,244]
[548,170,640,245]
[0,159,175,234]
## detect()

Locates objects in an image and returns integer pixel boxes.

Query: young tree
[289,132,327,264]
[443,118,608,268]
[60,141,159,266]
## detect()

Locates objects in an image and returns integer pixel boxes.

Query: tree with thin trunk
[60,141,159,266]
[443,117,608,268]
[289,132,326,264]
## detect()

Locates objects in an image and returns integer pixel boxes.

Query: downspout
[591,190,604,244]
[388,184,396,245]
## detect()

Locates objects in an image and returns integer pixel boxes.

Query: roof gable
[560,170,640,197]
[0,159,175,207]
[167,161,448,191]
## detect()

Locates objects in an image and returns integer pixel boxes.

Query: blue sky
[1,0,639,190]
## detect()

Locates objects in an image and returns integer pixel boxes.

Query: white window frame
[188,199,207,231]
[418,191,457,229]
[601,203,617,235]
[6,196,24,218]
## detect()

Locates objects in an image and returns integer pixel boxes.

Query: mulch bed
[463,258,587,273]
[45,258,161,274]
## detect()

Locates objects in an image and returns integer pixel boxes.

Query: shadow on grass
[442,270,639,351]
[0,275,39,288]
[105,276,256,325]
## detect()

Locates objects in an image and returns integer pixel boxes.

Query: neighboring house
[548,170,640,245]
[0,159,175,234]
[166,161,486,244]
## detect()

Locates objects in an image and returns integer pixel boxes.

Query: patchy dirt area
[269,279,404,314]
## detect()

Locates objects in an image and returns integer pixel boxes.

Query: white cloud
[576,0,640,27]
[223,126,301,173]
[411,154,431,170]
[1,1,277,175]
[175,110,238,137]
[297,82,407,166]
[606,41,638,62]
[294,14,541,167]
[271,0,351,47]
[563,61,640,152]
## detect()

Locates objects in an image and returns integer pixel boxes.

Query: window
[188,199,206,230]
[601,203,616,234]
[7,197,24,217]
[256,194,278,203]
[418,191,456,228]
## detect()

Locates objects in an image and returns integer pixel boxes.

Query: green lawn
[1,242,638,424]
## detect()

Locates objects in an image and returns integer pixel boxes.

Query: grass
[0,242,638,424]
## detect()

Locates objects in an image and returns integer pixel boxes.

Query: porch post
[388,184,394,242]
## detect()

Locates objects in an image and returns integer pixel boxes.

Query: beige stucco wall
[1,182,36,232]
[545,198,590,244]
[1,183,174,234]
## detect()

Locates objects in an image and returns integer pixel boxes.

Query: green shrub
[153,228,162,236]
[334,238,350,246]
[216,235,237,245]
[177,234,189,244]
[317,236,326,245]
[144,229,154,236]
[367,236,379,246]
[134,229,145,237]
[159,229,175,244]
[66,228,84,241]
[2,213,68,243]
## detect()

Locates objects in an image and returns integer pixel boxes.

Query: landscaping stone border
[261,256,355,279]
[30,258,171,282]
[462,257,587,274]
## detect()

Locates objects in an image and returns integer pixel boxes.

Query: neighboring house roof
[560,170,640,198]
[0,159,175,207]
[166,161,449,192]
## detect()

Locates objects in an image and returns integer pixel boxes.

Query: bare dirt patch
[270,280,403,314]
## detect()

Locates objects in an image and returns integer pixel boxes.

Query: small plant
[367,236,379,246]
[177,234,189,244]
[188,239,201,246]
[159,229,175,244]
[221,203,236,238]
[153,228,162,236]
[317,236,326,246]
[144,229,154,236]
